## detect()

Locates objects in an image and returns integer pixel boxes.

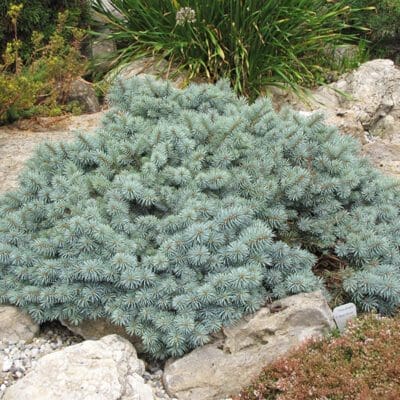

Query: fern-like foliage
[1,77,400,359]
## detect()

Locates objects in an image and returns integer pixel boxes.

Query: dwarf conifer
[1,77,400,359]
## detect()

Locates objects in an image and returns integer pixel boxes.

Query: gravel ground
[0,112,104,194]
[0,322,82,398]
[0,322,218,400]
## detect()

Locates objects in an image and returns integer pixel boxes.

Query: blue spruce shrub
[1,77,400,359]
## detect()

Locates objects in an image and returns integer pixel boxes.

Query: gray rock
[312,59,400,139]
[66,78,101,114]
[271,59,400,146]
[105,57,188,89]
[163,291,334,400]
[328,44,360,65]
[0,306,39,342]
[116,57,170,80]
[89,0,118,69]
[90,31,117,69]
[3,335,154,400]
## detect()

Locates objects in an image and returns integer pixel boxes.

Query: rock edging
[163,291,334,400]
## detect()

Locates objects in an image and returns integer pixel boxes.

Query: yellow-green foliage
[0,5,88,124]
[0,0,90,61]
[0,45,41,121]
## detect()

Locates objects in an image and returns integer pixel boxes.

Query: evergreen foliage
[1,77,400,359]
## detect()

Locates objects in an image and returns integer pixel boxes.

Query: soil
[0,112,105,194]
[363,139,400,179]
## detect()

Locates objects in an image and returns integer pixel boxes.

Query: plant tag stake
[333,303,357,333]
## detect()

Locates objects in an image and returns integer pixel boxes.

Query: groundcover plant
[0,77,399,359]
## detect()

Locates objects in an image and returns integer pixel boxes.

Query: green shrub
[347,0,400,60]
[0,6,88,124]
[236,314,400,400]
[92,0,366,98]
[0,0,90,61]
[1,78,400,359]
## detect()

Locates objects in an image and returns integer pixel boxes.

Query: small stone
[2,359,12,372]
[30,348,39,358]
[13,360,24,371]
[153,370,163,379]
[143,372,152,380]
[1,384,6,391]
[149,365,161,374]
[9,349,19,357]
[14,371,23,379]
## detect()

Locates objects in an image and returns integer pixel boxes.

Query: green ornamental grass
[345,0,400,60]
[92,0,365,98]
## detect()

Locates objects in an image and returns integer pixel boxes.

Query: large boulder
[2,334,153,400]
[314,59,400,177]
[270,59,400,177]
[311,59,400,140]
[89,1,118,70]
[0,306,39,342]
[272,59,400,145]
[163,291,334,400]
[363,141,400,178]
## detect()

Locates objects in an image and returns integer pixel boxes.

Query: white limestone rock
[3,334,154,400]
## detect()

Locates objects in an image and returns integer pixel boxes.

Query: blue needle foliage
[1,77,400,359]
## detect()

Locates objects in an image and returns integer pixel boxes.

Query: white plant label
[333,303,357,332]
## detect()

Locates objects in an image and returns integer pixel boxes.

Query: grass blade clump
[92,0,365,98]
